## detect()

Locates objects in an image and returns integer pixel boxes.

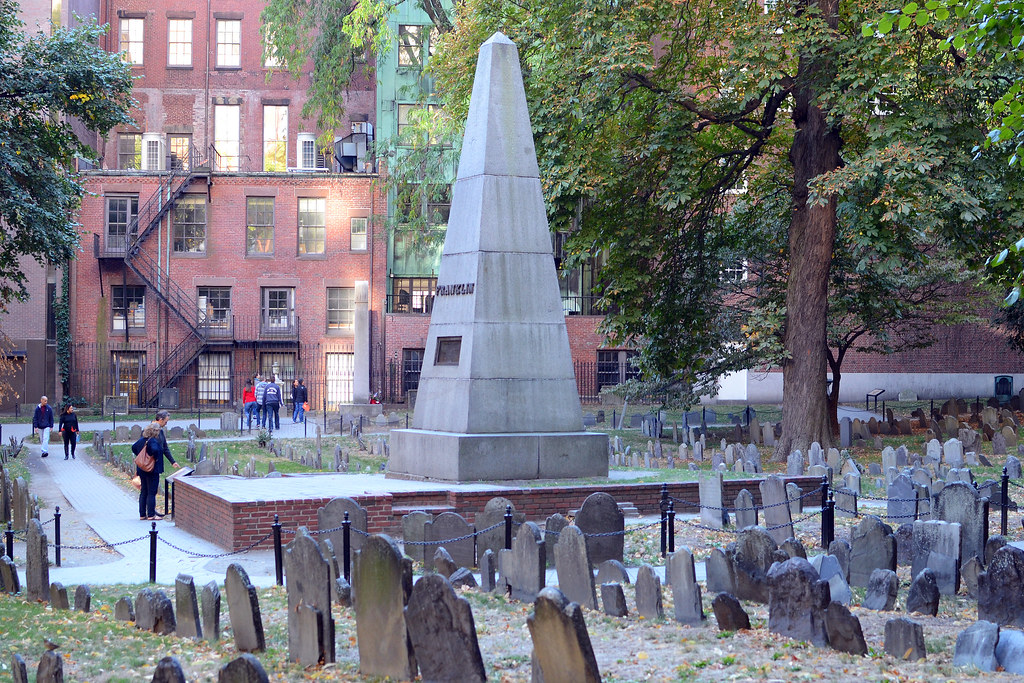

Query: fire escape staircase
[123,146,213,407]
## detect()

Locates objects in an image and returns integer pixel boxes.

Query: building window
[173,195,206,253]
[263,105,288,171]
[402,348,424,393]
[396,183,450,225]
[112,285,145,330]
[297,197,326,255]
[326,352,353,407]
[197,287,231,329]
[350,217,368,251]
[297,133,329,170]
[391,276,436,313]
[167,18,192,66]
[262,27,281,67]
[596,350,640,391]
[168,134,191,170]
[213,104,240,171]
[246,197,274,255]
[397,103,439,139]
[118,133,141,170]
[260,351,295,382]
[261,287,294,332]
[112,351,144,406]
[105,195,138,252]
[326,287,354,330]
[216,19,241,68]
[722,259,749,283]
[198,352,231,404]
[398,25,423,66]
[119,17,144,65]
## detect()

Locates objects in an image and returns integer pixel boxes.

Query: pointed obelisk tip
[483,31,514,46]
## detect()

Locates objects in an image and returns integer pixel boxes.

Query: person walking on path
[263,380,282,432]
[292,378,307,423]
[58,403,79,460]
[242,379,257,429]
[32,395,54,457]
[132,412,180,520]
[254,374,269,428]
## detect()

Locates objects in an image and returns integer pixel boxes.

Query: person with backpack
[254,374,269,428]
[263,379,282,431]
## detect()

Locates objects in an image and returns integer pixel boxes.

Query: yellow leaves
[637,651,649,660]
[69,92,92,103]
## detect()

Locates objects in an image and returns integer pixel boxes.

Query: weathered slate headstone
[74,584,91,613]
[787,452,804,476]
[911,520,961,595]
[730,526,778,603]
[475,497,525,559]
[135,588,157,631]
[825,602,867,656]
[849,515,897,588]
[759,475,793,545]
[317,496,369,558]
[25,518,49,603]
[225,563,265,652]
[499,522,546,601]
[906,568,939,616]
[527,587,601,683]
[433,546,458,578]
[1006,455,1022,479]
[544,513,569,568]
[884,617,926,661]
[574,492,624,564]
[811,554,850,605]
[699,471,728,529]
[828,539,852,582]
[635,564,663,619]
[887,473,917,525]
[953,620,1000,671]
[201,581,220,642]
[712,592,750,631]
[114,596,134,622]
[217,654,270,683]
[284,528,334,664]
[767,557,830,646]
[554,525,597,610]
[353,534,416,679]
[10,653,26,683]
[151,656,187,683]
[600,583,628,617]
[174,574,202,639]
[404,574,487,683]
[36,651,63,683]
[401,511,433,564]
[996,628,1024,674]
[863,569,899,611]
[835,487,857,519]
[935,481,988,567]
[595,559,630,586]
[49,582,69,610]
[425,512,476,571]
[734,488,757,530]
[978,545,1024,627]
[668,547,704,625]
[705,547,734,595]
[480,549,497,593]
[962,556,982,599]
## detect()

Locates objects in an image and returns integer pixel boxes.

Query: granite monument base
[337,403,383,418]
[388,429,609,482]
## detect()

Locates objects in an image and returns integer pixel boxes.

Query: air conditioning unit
[142,133,165,171]
[351,121,374,138]
[158,387,180,409]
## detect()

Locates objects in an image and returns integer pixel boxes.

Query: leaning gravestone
[425,512,476,571]
[499,521,546,601]
[401,511,433,564]
[767,557,830,646]
[935,482,988,567]
[353,534,416,679]
[699,471,728,529]
[863,569,899,611]
[0,555,20,594]
[217,654,270,683]
[554,526,597,609]
[528,586,601,683]
[825,602,867,656]
[201,581,221,642]
[317,496,369,557]
[668,547,705,626]
[759,475,793,545]
[475,497,525,559]
[480,549,497,593]
[404,574,487,683]
[849,515,897,588]
[787,482,804,515]
[906,568,939,616]
[48,582,68,610]
[953,620,1000,671]
[712,592,751,631]
[10,653,27,683]
[175,574,203,639]
[433,547,458,578]
[734,489,757,529]
[635,564,664,619]
[25,519,49,603]
[574,492,624,564]
[595,559,630,586]
[911,520,961,595]
[284,528,335,665]
[978,546,1024,627]
[601,582,628,617]
[225,563,265,652]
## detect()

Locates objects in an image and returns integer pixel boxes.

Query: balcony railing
[386,294,434,314]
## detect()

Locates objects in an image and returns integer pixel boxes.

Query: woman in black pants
[58,404,79,460]
[132,423,179,520]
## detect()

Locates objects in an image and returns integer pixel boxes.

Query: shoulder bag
[135,441,156,472]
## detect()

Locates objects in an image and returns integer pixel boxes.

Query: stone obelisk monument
[388,33,608,482]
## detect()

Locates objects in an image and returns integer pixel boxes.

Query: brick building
[65,0,386,411]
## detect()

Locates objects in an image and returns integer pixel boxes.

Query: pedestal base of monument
[337,403,383,418]
[388,429,609,482]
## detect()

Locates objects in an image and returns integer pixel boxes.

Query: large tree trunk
[773,0,841,460]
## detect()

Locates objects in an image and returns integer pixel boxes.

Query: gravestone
[811,554,850,605]
[10,654,26,683]
[574,492,624,564]
[1006,455,1022,479]
[962,556,982,599]
[911,520,961,595]
[943,438,965,468]
[425,512,476,571]
[766,558,830,646]
[353,534,416,679]
[978,546,1024,627]
[712,592,751,631]
[864,568,899,611]
[595,559,630,586]
[759,475,793,545]
[401,511,433,563]
[887,474,917,526]
[668,547,704,625]
[201,581,220,642]
[499,521,546,601]
[849,515,897,588]
[825,602,867,656]
[840,418,852,448]
[786,482,804,515]
[554,525,597,609]
[480,549,497,592]
[217,654,270,683]
[226,564,265,652]
[734,489,757,529]
[317,496,369,557]
[0,555,19,594]
[787,452,804,476]
[404,574,486,683]
[114,596,134,622]
[835,488,857,519]
[25,519,49,603]
[986,536,1008,565]
[906,568,939,616]
[527,587,601,683]
[174,574,202,639]
[730,526,778,603]
[885,617,926,661]
[953,620,1000,671]
[544,513,569,568]
[882,446,897,474]
[699,471,728,529]
[705,548,734,595]
[635,564,663,619]
[73,584,91,613]
[36,651,63,683]
[476,497,525,559]
[935,482,988,567]
[828,539,852,582]
[996,628,1024,674]
[601,583,628,617]
[151,656,186,683]
[433,547,458,578]
[781,537,807,560]
[49,582,69,609]
[284,529,335,664]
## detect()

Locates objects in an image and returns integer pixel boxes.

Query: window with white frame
[197,287,231,328]
[398,25,423,66]
[118,133,141,170]
[216,19,241,68]
[262,26,281,67]
[167,19,192,66]
[119,18,144,65]
[106,195,138,252]
[263,105,287,171]
[198,352,231,403]
[213,104,240,171]
[297,197,326,255]
[326,287,354,330]
[168,134,191,170]
[350,217,368,251]
[246,197,274,255]
[143,137,162,171]
[173,195,207,253]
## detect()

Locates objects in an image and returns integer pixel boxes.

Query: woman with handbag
[58,403,79,460]
[132,422,180,520]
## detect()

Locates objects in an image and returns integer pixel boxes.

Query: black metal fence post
[667,501,675,554]
[149,522,158,583]
[272,514,283,586]
[54,507,61,567]
[1002,467,1010,536]
[823,489,835,549]
[820,476,830,548]
[504,505,513,550]
[342,511,351,582]
[5,521,12,560]
[660,483,668,557]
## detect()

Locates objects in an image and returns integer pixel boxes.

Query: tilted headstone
[553,525,597,609]
[401,511,433,564]
[499,521,546,601]
[433,546,458,578]
[0,554,20,594]
[759,475,793,545]
[962,556,982,599]
[201,581,220,643]
[906,568,939,616]
[10,653,26,683]
[911,520,961,595]
[729,526,778,603]
[634,564,663,619]
[699,471,728,529]
[978,546,1024,627]
[766,557,829,646]
[217,654,270,683]
[353,534,416,679]
[825,602,867,656]
[114,596,134,622]
[828,539,852,583]
[424,512,475,571]
[849,515,897,588]
[225,563,265,652]
[864,568,899,611]
[935,481,988,567]
[734,488,757,529]
[595,559,630,585]
[527,587,601,683]
[884,617,926,661]
[712,592,751,631]
[668,547,705,625]
[574,492,624,564]
[174,574,202,639]
[475,497,525,559]
[479,549,497,593]
[405,574,486,683]
[25,519,49,603]
[284,528,334,665]
[600,582,628,617]
[705,547,734,595]
[953,620,1000,671]
[786,482,804,515]
[317,496,369,558]
[810,554,850,605]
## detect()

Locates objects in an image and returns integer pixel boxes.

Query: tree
[429,0,1023,457]
[0,1,134,309]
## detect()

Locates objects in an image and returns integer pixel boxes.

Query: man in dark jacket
[292,378,308,423]
[263,380,282,431]
[32,395,54,458]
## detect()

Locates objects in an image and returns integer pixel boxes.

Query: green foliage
[55,265,71,390]
[0,2,134,308]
